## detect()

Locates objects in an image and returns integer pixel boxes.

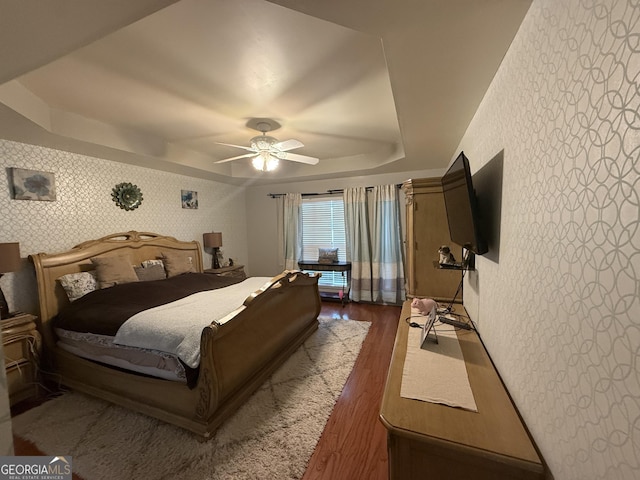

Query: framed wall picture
[9,167,57,201]
[181,190,198,209]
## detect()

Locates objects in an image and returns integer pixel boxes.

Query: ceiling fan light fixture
[250,135,277,151]
[266,156,279,171]
[214,118,318,169]
[252,151,279,172]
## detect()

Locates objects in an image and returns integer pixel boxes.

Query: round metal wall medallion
[111,182,143,211]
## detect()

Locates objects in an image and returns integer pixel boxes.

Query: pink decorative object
[411,297,437,316]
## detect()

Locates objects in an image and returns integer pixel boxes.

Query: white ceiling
[0,0,532,185]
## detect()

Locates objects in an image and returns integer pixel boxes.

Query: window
[301,196,346,288]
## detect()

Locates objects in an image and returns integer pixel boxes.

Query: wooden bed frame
[30,231,321,439]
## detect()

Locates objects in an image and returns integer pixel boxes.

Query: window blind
[301,196,346,288]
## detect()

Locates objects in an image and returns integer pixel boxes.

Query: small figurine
[438,245,456,265]
[228,258,234,266]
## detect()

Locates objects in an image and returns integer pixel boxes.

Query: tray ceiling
[0,0,532,185]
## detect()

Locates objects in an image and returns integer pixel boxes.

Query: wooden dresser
[380,301,544,479]
[2,313,41,406]
[402,178,463,301]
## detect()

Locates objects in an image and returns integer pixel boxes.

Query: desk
[380,301,544,480]
[297,261,351,305]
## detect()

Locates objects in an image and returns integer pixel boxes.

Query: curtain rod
[268,190,342,198]
[267,184,401,198]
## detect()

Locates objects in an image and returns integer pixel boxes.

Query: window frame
[300,195,346,289]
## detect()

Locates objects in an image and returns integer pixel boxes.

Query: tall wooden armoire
[402,178,462,302]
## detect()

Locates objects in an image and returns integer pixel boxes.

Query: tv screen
[441,151,488,255]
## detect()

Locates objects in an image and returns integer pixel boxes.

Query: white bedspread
[113,277,272,368]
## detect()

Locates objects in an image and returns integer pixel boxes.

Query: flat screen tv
[441,151,488,255]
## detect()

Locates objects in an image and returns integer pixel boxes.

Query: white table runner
[401,308,478,411]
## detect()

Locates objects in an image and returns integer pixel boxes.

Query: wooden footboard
[195,271,321,436]
[30,232,321,438]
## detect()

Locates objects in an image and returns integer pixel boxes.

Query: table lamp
[0,242,21,319]
[203,232,223,269]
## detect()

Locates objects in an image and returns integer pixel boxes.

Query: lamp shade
[203,232,222,248]
[0,242,21,273]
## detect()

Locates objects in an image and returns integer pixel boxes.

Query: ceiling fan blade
[215,142,256,152]
[279,152,319,165]
[273,139,304,151]
[215,153,257,164]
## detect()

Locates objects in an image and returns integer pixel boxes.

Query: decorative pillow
[134,264,167,282]
[161,251,195,277]
[318,247,339,263]
[58,271,98,302]
[90,254,139,288]
[141,259,164,269]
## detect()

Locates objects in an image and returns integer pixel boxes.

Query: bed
[30,231,321,439]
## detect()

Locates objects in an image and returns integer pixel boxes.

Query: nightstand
[204,265,246,280]
[2,313,41,406]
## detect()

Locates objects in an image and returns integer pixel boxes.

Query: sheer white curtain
[278,193,302,271]
[371,185,405,303]
[343,187,373,302]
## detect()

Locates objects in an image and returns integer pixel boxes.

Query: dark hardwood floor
[302,301,400,480]
[11,300,400,480]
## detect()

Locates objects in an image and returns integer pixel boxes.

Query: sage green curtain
[371,184,405,303]
[343,187,373,302]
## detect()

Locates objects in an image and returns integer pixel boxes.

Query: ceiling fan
[214,118,319,171]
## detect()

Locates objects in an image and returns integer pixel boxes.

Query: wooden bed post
[195,325,221,428]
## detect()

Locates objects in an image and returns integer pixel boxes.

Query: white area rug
[12,317,370,480]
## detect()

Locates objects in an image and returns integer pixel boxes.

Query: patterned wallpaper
[458,1,639,479]
[0,139,248,314]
